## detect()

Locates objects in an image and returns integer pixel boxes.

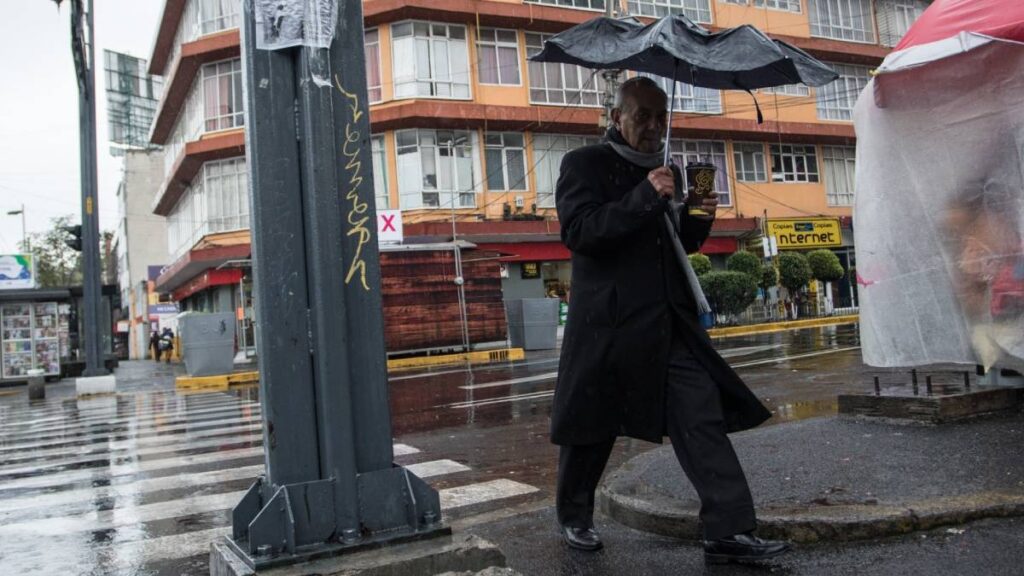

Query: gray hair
[613,76,666,109]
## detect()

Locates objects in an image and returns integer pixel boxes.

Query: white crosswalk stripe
[0,387,539,575]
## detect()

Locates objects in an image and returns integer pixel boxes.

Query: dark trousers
[556,333,757,540]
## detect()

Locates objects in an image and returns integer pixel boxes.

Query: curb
[599,472,1024,544]
[386,348,525,371]
[176,370,259,392]
[707,314,859,338]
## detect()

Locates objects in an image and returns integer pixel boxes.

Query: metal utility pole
[227,1,444,569]
[6,205,26,251]
[68,0,107,377]
[601,0,624,128]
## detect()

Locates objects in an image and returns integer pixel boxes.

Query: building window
[627,0,713,23]
[809,0,876,43]
[816,63,870,121]
[721,0,801,11]
[639,73,721,114]
[396,129,478,209]
[525,33,607,106]
[204,157,249,233]
[770,144,819,183]
[532,134,602,208]
[877,0,928,47]
[201,59,244,132]
[372,135,389,210]
[524,0,607,11]
[732,142,767,183]
[391,21,471,99]
[477,28,521,86]
[198,0,241,35]
[761,83,811,97]
[670,140,732,206]
[365,28,382,103]
[484,133,528,191]
[822,145,855,206]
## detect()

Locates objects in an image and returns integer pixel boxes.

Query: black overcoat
[551,143,772,446]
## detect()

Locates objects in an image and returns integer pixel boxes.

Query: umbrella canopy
[896,0,1024,50]
[530,15,837,90]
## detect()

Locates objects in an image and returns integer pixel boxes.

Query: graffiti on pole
[334,74,372,291]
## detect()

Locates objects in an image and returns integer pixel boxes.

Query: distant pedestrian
[159,327,175,364]
[149,330,161,361]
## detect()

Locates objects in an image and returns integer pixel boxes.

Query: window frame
[390,21,472,101]
[627,0,714,23]
[523,0,607,12]
[639,72,722,114]
[822,145,856,206]
[732,142,768,183]
[200,58,244,133]
[769,143,820,183]
[531,134,602,208]
[365,28,383,103]
[484,133,529,192]
[815,62,870,122]
[525,32,607,108]
[395,128,479,210]
[808,0,877,44]
[476,28,522,86]
[371,135,389,210]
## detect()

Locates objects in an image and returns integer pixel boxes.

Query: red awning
[699,237,737,255]
[172,268,244,302]
[475,242,571,262]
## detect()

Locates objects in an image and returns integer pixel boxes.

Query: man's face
[612,84,668,153]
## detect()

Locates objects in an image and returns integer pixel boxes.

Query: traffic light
[62,224,83,252]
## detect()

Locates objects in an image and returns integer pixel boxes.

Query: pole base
[75,374,115,396]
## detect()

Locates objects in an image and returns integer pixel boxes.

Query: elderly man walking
[552,76,790,564]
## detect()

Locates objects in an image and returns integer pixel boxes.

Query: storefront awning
[476,242,571,262]
[700,237,738,254]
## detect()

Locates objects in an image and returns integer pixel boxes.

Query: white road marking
[440,479,539,509]
[0,394,255,428]
[389,357,559,382]
[405,459,470,478]
[730,346,861,368]
[458,372,558,391]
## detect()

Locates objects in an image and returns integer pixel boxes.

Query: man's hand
[692,191,719,221]
[647,167,675,200]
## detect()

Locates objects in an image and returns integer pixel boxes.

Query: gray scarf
[606,128,712,316]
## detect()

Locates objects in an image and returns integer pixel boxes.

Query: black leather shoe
[703,533,791,564]
[561,525,603,551]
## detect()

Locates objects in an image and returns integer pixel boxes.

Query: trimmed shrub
[759,264,778,292]
[807,249,845,282]
[689,253,712,276]
[778,252,812,294]
[699,271,758,317]
[726,250,762,282]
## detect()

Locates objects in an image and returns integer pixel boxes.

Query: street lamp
[6,204,26,251]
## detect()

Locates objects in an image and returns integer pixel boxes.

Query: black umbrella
[530,14,838,164]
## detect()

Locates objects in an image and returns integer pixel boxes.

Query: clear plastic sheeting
[854,38,1024,371]
[253,0,338,50]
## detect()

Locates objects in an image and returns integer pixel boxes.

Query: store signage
[766,218,842,250]
[0,254,35,290]
[377,209,403,244]
[521,262,540,279]
[148,304,179,315]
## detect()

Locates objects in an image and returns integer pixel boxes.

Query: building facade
[145,0,930,340]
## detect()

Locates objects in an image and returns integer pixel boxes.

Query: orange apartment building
[145,0,929,348]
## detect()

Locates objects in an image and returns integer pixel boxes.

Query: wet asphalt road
[1,323,981,575]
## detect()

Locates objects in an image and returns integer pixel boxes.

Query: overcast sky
[0,1,162,254]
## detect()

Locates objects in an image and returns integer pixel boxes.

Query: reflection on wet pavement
[0,324,881,575]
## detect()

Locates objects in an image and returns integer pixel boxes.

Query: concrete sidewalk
[600,412,1024,543]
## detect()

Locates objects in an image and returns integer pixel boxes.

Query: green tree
[778,252,812,294]
[807,249,844,282]
[759,263,778,292]
[18,215,82,288]
[688,253,712,275]
[699,271,758,317]
[726,250,762,282]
